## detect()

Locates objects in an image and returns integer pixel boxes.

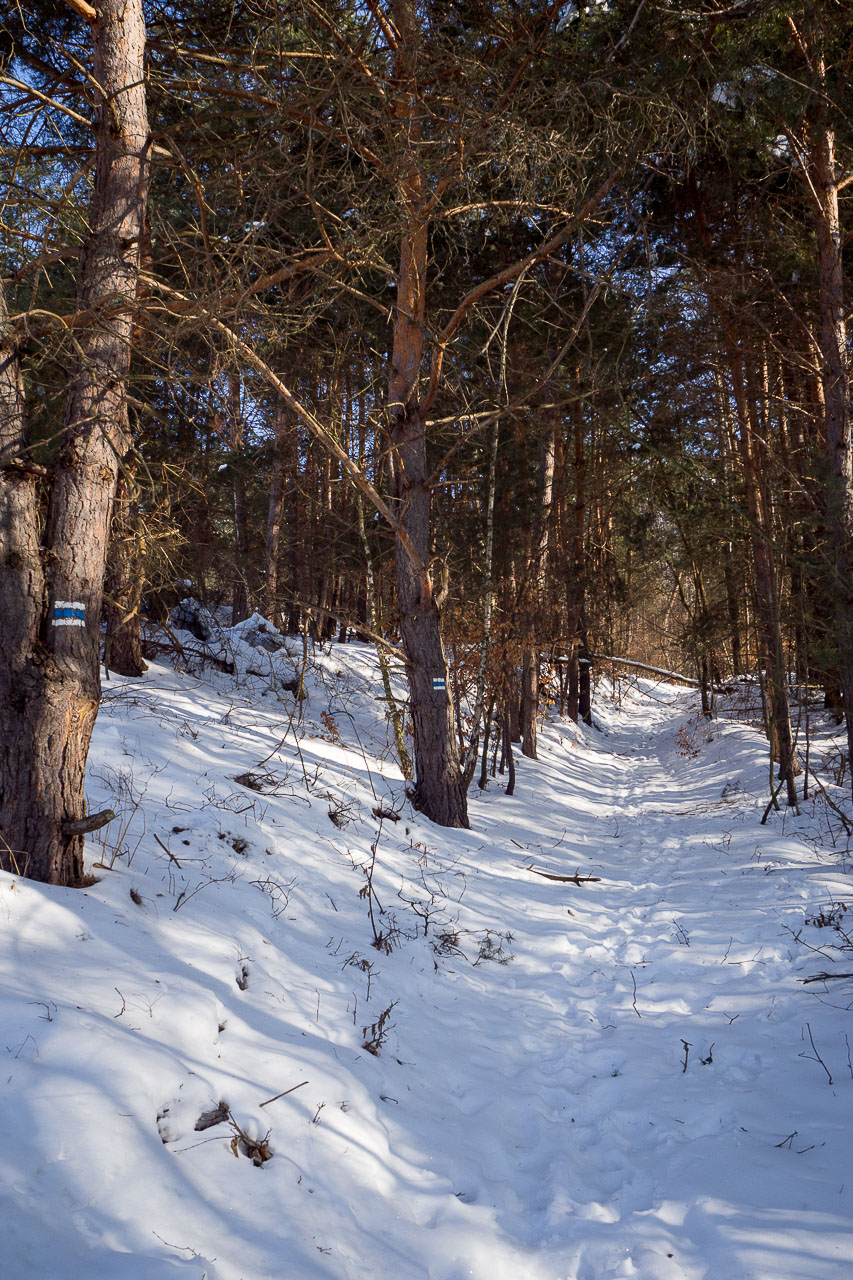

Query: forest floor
[2,632,853,1279]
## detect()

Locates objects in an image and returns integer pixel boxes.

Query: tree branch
[421,169,621,412]
[139,274,428,582]
[62,809,115,836]
[61,0,98,21]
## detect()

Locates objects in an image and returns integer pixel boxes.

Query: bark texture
[521,424,555,758]
[810,108,853,790]
[264,408,288,625]
[727,341,799,806]
[0,0,149,883]
[566,401,591,724]
[104,472,148,677]
[227,372,250,624]
[386,0,467,828]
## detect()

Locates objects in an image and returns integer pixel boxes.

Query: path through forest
[1,646,852,1279]
[381,680,853,1279]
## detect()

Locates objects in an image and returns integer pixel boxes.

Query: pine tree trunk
[0,0,149,882]
[722,542,742,676]
[810,112,853,788]
[727,344,799,806]
[520,648,538,759]
[264,413,287,625]
[228,373,249,624]
[386,0,467,828]
[566,402,591,724]
[0,290,48,878]
[391,406,467,826]
[521,425,556,759]
[104,472,148,677]
[461,418,498,787]
[503,706,516,797]
[286,418,302,634]
[357,491,412,780]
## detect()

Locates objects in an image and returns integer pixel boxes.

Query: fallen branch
[760,779,786,825]
[588,654,700,687]
[801,1021,833,1084]
[800,764,852,835]
[526,864,601,884]
[800,972,853,984]
[153,833,182,869]
[631,969,642,1018]
[142,635,235,675]
[259,1080,310,1108]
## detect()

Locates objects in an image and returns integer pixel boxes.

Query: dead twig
[153,833,182,868]
[259,1080,309,1108]
[800,1022,833,1084]
[799,972,853,984]
[802,766,852,836]
[631,969,642,1018]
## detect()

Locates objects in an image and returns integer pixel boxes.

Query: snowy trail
[2,651,853,1280]
[551,707,845,1275]
[375,690,853,1279]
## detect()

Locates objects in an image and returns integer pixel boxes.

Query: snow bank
[2,656,853,1278]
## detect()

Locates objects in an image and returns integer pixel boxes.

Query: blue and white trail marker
[432,676,446,691]
[52,600,86,628]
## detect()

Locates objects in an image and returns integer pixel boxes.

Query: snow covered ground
[2,637,853,1279]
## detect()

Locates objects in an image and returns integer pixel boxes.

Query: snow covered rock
[226,612,288,652]
[169,597,222,642]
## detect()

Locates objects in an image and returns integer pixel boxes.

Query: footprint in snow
[156,1103,178,1144]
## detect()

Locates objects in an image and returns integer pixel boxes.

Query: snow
[3,644,853,1279]
[711,83,736,108]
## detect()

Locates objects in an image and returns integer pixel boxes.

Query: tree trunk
[520,649,538,758]
[461,418,499,787]
[722,541,742,676]
[503,706,516,797]
[699,656,712,719]
[0,0,150,883]
[286,416,302,634]
[567,399,591,724]
[478,696,495,790]
[227,372,250,624]
[504,564,522,741]
[386,0,467,828]
[0,290,47,879]
[810,106,853,788]
[357,491,413,780]
[521,425,556,759]
[104,471,148,677]
[263,408,288,625]
[390,407,467,826]
[726,342,799,806]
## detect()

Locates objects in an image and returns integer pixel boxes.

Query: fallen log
[588,654,700,686]
[527,865,601,884]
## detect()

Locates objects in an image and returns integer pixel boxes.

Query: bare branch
[422,169,621,412]
[139,274,428,582]
[61,0,98,21]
